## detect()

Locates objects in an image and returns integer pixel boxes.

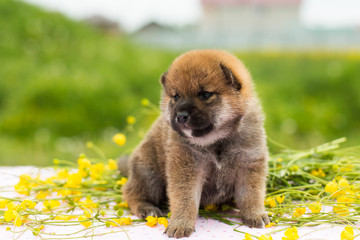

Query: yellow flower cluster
[324,177,357,216]
[145,216,169,228]
[265,195,285,208]
[1,199,37,227]
[107,217,133,227]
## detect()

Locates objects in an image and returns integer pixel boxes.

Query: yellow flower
[205,204,219,211]
[338,177,350,188]
[341,226,354,240]
[54,215,75,221]
[53,158,60,165]
[325,181,338,193]
[146,216,158,227]
[6,226,11,231]
[333,204,349,216]
[43,200,61,210]
[117,201,128,208]
[289,165,299,172]
[78,157,91,169]
[282,226,299,240]
[108,159,117,170]
[113,133,126,146]
[14,178,30,195]
[57,169,69,179]
[7,202,19,211]
[4,210,17,222]
[141,98,150,106]
[309,202,322,213]
[57,189,72,197]
[158,217,168,228]
[65,172,82,188]
[14,216,23,227]
[78,215,92,228]
[126,115,136,125]
[259,234,273,240]
[243,233,253,240]
[0,199,9,208]
[116,177,128,185]
[80,198,98,211]
[20,199,37,210]
[265,222,275,228]
[337,196,354,204]
[90,163,104,180]
[110,217,132,226]
[310,168,326,178]
[265,197,277,208]
[340,164,353,172]
[276,195,285,204]
[36,191,48,200]
[293,207,306,217]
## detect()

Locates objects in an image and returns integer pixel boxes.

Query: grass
[0,0,360,166]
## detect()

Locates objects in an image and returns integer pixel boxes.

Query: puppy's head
[160,50,254,146]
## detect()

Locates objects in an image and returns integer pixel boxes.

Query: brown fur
[121,50,269,238]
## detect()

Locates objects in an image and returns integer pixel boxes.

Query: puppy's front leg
[235,158,270,228]
[165,151,203,238]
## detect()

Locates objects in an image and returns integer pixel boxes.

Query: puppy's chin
[178,125,229,146]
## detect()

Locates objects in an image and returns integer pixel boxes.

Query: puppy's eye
[198,91,213,100]
[173,94,180,102]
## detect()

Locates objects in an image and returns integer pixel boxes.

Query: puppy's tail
[117,156,129,177]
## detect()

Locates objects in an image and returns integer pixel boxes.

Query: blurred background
[0,0,359,165]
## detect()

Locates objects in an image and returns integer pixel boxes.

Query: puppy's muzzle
[176,111,189,124]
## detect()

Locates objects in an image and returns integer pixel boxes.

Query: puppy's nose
[176,111,189,124]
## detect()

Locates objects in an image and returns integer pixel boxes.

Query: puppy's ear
[220,64,241,91]
[160,71,168,86]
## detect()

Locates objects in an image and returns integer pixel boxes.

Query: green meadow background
[1,0,359,165]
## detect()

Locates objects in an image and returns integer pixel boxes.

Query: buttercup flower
[333,204,349,216]
[0,199,9,208]
[282,226,299,240]
[293,207,306,217]
[113,133,126,146]
[158,217,168,228]
[43,200,61,210]
[309,202,322,213]
[243,233,252,240]
[14,216,23,227]
[116,177,128,185]
[108,159,117,170]
[265,197,277,208]
[276,195,285,204]
[265,222,275,228]
[141,98,150,106]
[325,181,338,193]
[341,226,354,240]
[259,234,273,240]
[146,216,158,227]
[20,199,37,210]
[4,210,17,222]
[126,115,136,125]
[78,215,92,228]
[110,217,132,226]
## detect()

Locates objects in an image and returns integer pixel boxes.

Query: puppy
[121,50,270,238]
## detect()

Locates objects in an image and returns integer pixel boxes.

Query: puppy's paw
[136,204,162,219]
[165,221,195,238]
[241,212,270,228]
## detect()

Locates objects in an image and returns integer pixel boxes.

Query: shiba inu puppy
[121,50,269,238]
